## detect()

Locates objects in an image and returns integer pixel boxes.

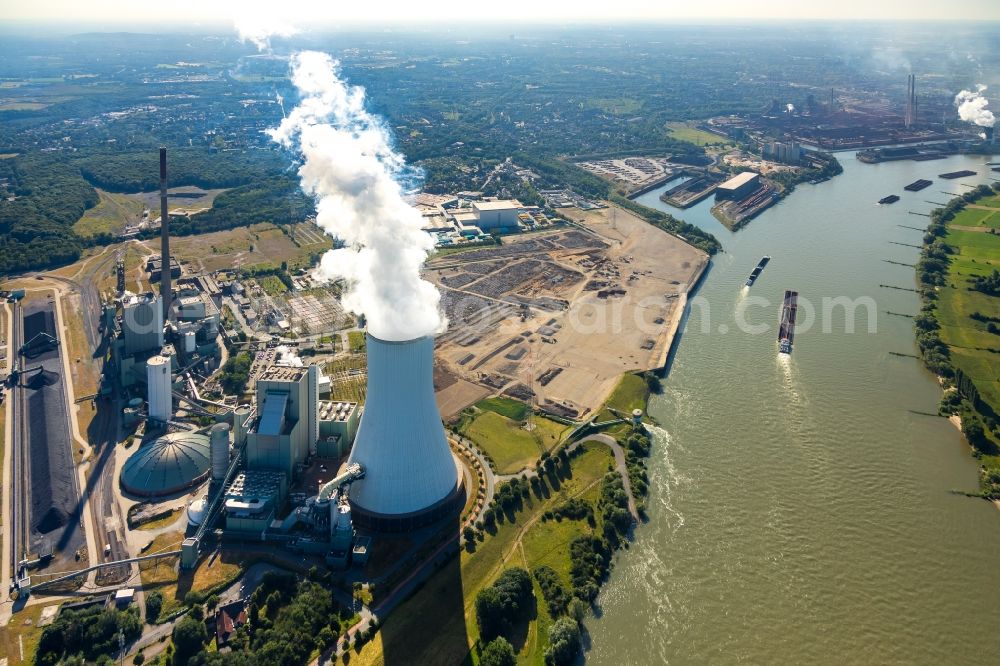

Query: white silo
[146,355,172,423]
[347,334,463,531]
[233,406,251,448]
[210,422,231,482]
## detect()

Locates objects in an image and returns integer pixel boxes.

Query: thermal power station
[146,355,172,423]
[347,334,464,531]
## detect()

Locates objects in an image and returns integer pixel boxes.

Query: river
[585,153,1000,664]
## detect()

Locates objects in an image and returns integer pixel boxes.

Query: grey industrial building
[715,172,761,200]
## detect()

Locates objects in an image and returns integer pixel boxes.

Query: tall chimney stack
[904,74,916,129]
[159,147,172,321]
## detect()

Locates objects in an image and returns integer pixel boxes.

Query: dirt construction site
[427,205,708,420]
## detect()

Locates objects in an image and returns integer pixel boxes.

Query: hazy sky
[2,0,1000,24]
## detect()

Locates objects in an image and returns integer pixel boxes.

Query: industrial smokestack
[159,147,171,321]
[346,334,463,531]
[905,74,916,129]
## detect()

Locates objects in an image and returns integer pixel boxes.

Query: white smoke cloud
[275,345,303,367]
[235,17,299,51]
[270,51,445,342]
[955,85,996,128]
[786,103,795,113]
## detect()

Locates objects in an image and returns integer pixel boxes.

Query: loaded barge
[904,179,932,192]
[939,170,977,179]
[778,289,798,355]
[745,255,771,287]
[878,194,900,205]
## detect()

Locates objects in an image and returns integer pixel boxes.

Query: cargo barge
[904,179,932,192]
[939,170,977,179]
[878,195,900,205]
[744,255,771,287]
[778,289,798,355]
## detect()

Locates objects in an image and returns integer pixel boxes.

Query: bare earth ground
[127,186,228,216]
[427,204,707,419]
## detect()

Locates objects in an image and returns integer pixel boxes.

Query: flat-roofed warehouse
[472,199,522,230]
[715,172,761,200]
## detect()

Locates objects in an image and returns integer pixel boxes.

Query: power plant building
[346,335,464,531]
[122,293,164,356]
[318,400,360,458]
[244,365,319,478]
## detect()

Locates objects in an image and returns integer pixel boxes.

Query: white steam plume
[269,51,444,342]
[275,345,303,367]
[235,16,299,51]
[955,85,996,128]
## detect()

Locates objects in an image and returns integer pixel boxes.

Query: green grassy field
[348,330,367,353]
[666,121,729,146]
[936,217,1000,457]
[595,372,649,421]
[72,188,146,237]
[950,206,1000,229]
[465,411,543,474]
[257,274,288,296]
[353,442,614,666]
[476,396,530,421]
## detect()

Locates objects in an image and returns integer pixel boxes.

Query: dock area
[712,182,780,229]
[660,173,722,208]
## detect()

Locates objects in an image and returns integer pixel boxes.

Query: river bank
[915,183,1000,500]
[586,151,1000,664]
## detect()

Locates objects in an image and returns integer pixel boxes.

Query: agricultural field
[666,121,729,146]
[289,221,332,250]
[353,441,615,666]
[72,188,146,237]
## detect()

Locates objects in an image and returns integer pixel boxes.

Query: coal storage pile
[22,304,84,557]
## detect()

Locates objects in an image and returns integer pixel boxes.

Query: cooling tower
[347,334,463,531]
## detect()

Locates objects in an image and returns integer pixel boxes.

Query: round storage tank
[187,497,207,526]
[210,422,231,482]
[120,432,211,497]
